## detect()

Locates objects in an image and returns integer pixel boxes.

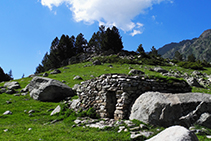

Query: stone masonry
[72,73,191,120]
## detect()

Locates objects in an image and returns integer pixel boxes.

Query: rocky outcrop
[146,125,198,141]
[72,73,191,120]
[24,77,75,102]
[129,92,211,128]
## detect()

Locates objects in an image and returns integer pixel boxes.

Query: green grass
[1,61,211,140]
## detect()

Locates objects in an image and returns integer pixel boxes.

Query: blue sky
[0,0,211,79]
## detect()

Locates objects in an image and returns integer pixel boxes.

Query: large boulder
[129,92,211,128]
[146,125,198,141]
[25,77,75,102]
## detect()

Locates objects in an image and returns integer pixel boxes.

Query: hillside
[1,57,211,140]
[158,29,211,62]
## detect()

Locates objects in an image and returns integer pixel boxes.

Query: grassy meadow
[1,61,211,140]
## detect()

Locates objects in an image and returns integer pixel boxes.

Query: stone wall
[72,73,191,120]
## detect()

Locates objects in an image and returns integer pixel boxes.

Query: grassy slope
[1,62,211,140]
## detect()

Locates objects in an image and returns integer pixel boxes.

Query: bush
[177,61,204,70]
[141,57,169,66]
[93,55,139,64]
[78,108,100,119]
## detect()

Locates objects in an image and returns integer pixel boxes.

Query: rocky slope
[158,29,211,62]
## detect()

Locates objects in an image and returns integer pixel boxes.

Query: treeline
[173,51,211,70]
[0,67,13,82]
[35,26,123,74]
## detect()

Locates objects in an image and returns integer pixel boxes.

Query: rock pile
[0,81,21,94]
[72,73,191,120]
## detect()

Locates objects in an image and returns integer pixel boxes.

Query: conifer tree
[75,33,87,54]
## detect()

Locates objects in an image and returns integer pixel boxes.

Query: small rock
[29,113,33,117]
[130,133,143,139]
[206,135,211,139]
[51,119,59,124]
[1,88,6,93]
[93,60,101,65]
[50,105,61,116]
[3,110,12,115]
[50,69,61,74]
[14,94,20,96]
[130,126,140,131]
[21,93,28,96]
[43,73,48,77]
[108,65,113,68]
[28,110,35,114]
[129,69,145,75]
[4,81,20,89]
[6,101,12,104]
[6,89,16,94]
[73,76,83,80]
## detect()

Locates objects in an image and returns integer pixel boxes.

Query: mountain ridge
[158,29,211,62]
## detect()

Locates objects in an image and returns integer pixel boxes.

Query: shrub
[78,108,100,119]
[177,61,204,70]
[93,55,139,64]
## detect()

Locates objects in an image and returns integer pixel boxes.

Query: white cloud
[130,30,143,36]
[40,0,169,35]
[152,15,156,20]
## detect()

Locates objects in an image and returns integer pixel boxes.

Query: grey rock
[3,110,12,115]
[6,89,16,94]
[196,113,211,128]
[128,69,145,75]
[129,92,211,127]
[50,69,61,74]
[70,99,80,110]
[14,94,20,96]
[130,133,143,139]
[108,65,113,68]
[139,131,154,138]
[153,67,168,73]
[93,60,101,65]
[73,76,83,80]
[43,73,48,77]
[186,77,203,88]
[6,101,12,104]
[28,110,35,114]
[25,77,75,102]
[4,81,20,89]
[206,135,211,139]
[146,126,198,141]
[50,105,61,116]
[0,88,6,93]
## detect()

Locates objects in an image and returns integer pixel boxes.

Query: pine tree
[137,44,144,54]
[75,33,87,54]
[88,32,101,53]
[99,26,123,53]
[188,54,196,62]
[149,46,159,57]
[174,51,183,61]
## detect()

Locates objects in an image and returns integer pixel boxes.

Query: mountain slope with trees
[158,29,211,62]
[35,26,123,74]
